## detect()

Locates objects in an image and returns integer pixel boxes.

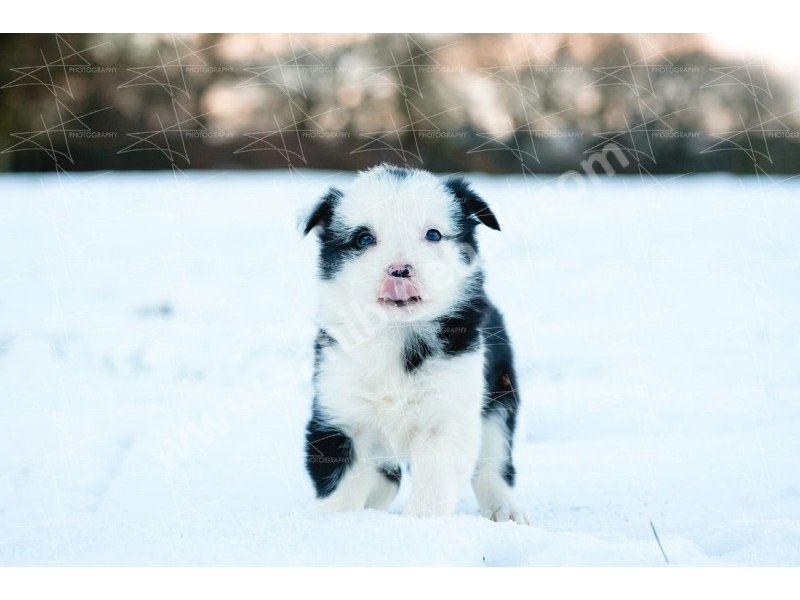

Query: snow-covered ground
[1,170,798,566]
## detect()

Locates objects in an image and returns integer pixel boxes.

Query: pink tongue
[379,277,420,302]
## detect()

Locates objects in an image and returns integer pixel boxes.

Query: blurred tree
[0,33,797,174]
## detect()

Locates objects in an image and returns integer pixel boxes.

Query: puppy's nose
[388,263,414,278]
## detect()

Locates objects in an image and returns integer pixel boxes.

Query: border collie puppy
[302,164,527,523]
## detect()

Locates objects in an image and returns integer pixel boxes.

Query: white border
[1,567,799,599]
[3,0,799,34]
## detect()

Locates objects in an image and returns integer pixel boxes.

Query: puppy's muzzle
[379,263,421,307]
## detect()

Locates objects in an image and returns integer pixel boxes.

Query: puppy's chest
[318,326,483,425]
[323,335,434,409]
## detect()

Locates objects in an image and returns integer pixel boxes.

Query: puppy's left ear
[302,187,342,236]
[444,176,501,231]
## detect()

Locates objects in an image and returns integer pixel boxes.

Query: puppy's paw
[484,501,530,525]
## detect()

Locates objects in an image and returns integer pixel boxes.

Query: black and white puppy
[302,164,526,523]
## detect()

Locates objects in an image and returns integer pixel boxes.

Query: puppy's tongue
[379,277,420,302]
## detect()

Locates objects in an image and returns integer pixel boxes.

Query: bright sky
[708,33,800,78]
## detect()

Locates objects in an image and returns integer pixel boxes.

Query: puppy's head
[303,164,499,327]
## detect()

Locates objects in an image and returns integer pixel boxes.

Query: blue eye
[425,229,442,242]
[356,232,376,247]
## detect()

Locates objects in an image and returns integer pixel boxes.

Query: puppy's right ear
[303,187,342,236]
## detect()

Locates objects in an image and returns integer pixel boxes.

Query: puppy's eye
[425,229,442,242]
[356,231,376,248]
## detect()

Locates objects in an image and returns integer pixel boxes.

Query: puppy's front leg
[403,415,481,518]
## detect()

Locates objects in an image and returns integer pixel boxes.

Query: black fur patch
[383,165,411,180]
[313,329,336,377]
[303,187,342,236]
[482,304,520,487]
[378,464,402,485]
[436,287,488,356]
[501,458,516,486]
[448,205,481,263]
[440,178,495,264]
[306,188,376,280]
[317,224,375,281]
[481,304,520,435]
[402,334,435,373]
[443,176,501,232]
[305,408,354,498]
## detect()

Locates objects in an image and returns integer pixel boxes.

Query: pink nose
[387,263,414,278]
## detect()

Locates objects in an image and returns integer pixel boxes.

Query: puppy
[302,164,526,523]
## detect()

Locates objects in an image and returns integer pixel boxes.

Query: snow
[1,170,799,566]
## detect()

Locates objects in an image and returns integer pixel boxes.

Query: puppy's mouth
[378,277,422,309]
[380,297,422,308]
